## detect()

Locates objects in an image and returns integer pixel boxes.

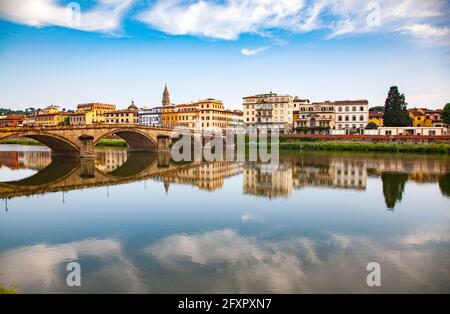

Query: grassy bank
[95,139,127,147]
[279,141,450,153]
[0,285,17,294]
[0,139,42,145]
[2,137,449,153]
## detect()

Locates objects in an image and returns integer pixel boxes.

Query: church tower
[162,84,170,107]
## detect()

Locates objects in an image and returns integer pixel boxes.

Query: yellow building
[293,101,336,130]
[408,108,447,128]
[408,108,429,127]
[75,103,116,124]
[162,98,240,130]
[41,105,60,114]
[105,102,139,124]
[369,112,384,126]
[69,112,92,125]
[34,112,68,126]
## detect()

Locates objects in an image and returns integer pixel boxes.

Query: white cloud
[144,229,450,293]
[137,0,450,43]
[241,46,269,56]
[397,24,449,39]
[241,213,264,222]
[0,0,133,34]
[137,0,307,40]
[0,238,146,293]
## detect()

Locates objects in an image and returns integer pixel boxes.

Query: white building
[138,107,162,127]
[374,127,447,136]
[334,100,369,131]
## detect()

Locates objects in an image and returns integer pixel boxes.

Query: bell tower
[162,84,170,107]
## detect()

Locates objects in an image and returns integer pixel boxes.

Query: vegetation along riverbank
[1,137,449,153]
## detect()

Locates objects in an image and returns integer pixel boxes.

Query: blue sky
[0,0,449,110]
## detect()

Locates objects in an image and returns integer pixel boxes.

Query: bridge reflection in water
[0,148,449,210]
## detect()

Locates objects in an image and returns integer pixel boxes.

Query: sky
[0,0,449,111]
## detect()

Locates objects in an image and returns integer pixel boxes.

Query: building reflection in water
[158,162,243,192]
[0,148,448,210]
[95,149,128,172]
[0,150,51,171]
[244,163,293,198]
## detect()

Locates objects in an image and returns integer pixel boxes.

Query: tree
[442,103,450,125]
[439,173,450,198]
[59,116,70,126]
[381,172,409,210]
[382,86,411,127]
[365,122,379,129]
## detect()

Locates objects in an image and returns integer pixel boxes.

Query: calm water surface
[0,144,449,293]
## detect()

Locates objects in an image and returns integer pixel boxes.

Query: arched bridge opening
[0,133,80,156]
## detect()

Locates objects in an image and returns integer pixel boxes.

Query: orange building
[160,86,242,130]
[0,115,26,127]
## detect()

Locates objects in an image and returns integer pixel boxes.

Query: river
[0,145,449,293]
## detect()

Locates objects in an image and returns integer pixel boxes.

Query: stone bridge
[0,152,205,199]
[0,125,173,158]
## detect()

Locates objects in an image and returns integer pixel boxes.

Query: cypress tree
[442,103,450,125]
[383,86,411,127]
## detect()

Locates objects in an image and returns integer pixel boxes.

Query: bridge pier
[157,135,170,151]
[80,159,96,178]
[78,134,95,158]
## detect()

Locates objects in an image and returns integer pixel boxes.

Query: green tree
[365,122,378,129]
[59,116,70,126]
[382,86,411,127]
[381,172,409,210]
[439,173,450,198]
[442,103,450,125]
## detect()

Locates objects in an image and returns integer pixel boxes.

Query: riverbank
[0,285,17,294]
[95,139,127,147]
[2,138,450,153]
[279,141,450,153]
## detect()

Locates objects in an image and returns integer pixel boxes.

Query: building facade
[69,112,89,126]
[242,92,294,132]
[334,100,369,131]
[293,101,336,130]
[369,111,384,126]
[0,115,26,127]
[139,107,162,127]
[75,103,116,124]
[409,108,447,128]
[374,126,447,136]
[162,98,236,129]
[105,102,139,124]
[160,86,242,130]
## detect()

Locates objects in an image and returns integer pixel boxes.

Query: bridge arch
[0,132,80,156]
[96,128,158,152]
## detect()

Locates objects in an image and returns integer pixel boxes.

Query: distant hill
[0,108,36,116]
